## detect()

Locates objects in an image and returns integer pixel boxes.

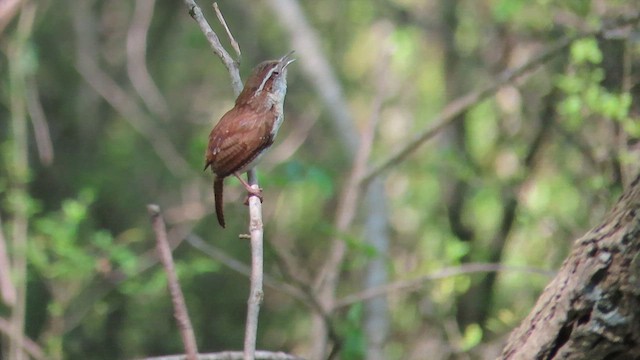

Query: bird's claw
[244,188,263,205]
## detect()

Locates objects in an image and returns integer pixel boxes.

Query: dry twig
[335,263,554,309]
[139,351,305,360]
[26,78,54,165]
[0,215,16,306]
[184,0,242,95]
[148,205,199,360]
[73,1,192,178]
[0,317,45,360]
[213,2,241,62]
[126,0,170,121]
[185,234,308,302]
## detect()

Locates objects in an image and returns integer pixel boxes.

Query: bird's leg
[234,172,263,205]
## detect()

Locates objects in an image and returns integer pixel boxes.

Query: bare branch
[308,33,392,359]
[126,0,170,121]
[313,40,391,293]
[0,317,45,360]
[213,2,241,62]
[73,2,192,178]
[7,4,36,359]
[147,205,199,360]
[335,263,554,309]
[244,179,264,360]
[183,0,242,96]
[0,0,22,35]
[139,351,305,360]
[26,78,54,165]
[0,215,16,306]
[185,234,308,304]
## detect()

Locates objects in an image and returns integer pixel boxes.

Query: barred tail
[214,177,225,228]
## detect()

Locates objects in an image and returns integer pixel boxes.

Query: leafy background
[1,0,638,359]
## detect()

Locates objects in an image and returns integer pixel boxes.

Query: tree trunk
[500,175,640,359]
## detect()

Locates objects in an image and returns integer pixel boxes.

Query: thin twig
[185,234,308,304]
[0,317,45,360]
[183,0,242,95]
[7,5,36,359]
[213,2,241,62]
[0,0,22,35]
[309,36,393,359]
[268,245,342,352]
[26,78,54,165]
[360,11,640,184]
[0,215,16,306]
[334,263,555,309]
[126,0,170,121]
[73,3,192,178]
[148,205,199,360]
[139,351,305,360]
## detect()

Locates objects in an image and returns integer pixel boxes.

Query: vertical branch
[363,178,390,360]
[6,4,36,360]
[0,216,16,306]
[244,183,264,360]
[359,43,392,360]
[147,205,198,360]
[182,2,266,359]
[310,32,391,359]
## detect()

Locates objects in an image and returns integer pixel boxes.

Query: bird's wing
[205,106,274,176]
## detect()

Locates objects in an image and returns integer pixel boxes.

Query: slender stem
[140,350,305,360]
[182,2,265,359]
[147,205,199,360]
[183,0,242,95]
[244,188,264,360]
[7,5,36,360]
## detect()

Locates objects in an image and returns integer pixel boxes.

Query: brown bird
[204,52,295,228]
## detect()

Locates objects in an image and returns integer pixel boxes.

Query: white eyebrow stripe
[255,67,277,95]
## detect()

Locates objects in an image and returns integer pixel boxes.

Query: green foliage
[558,37,633,133]
[466,101,499,166]
[30,189,139,282]
[492,0,526,23]
[461,323,483,351]
[341,304,366,360]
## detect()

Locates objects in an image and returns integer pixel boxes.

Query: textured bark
[500,175,640,359]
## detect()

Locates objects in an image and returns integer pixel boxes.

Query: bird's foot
[243,187,263,205]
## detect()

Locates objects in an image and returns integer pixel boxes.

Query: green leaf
[570,38,602,64]
[492,0,526,22]
[462,323,483,351]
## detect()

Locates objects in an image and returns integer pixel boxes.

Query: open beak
[279,50,296,70]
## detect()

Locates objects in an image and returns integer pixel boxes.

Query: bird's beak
[279,50,296,69]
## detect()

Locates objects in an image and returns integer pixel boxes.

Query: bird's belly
[237,150,266,174]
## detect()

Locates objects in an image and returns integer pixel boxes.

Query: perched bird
[204,51,295,228]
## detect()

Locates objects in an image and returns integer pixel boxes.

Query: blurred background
[1,0,639,359]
